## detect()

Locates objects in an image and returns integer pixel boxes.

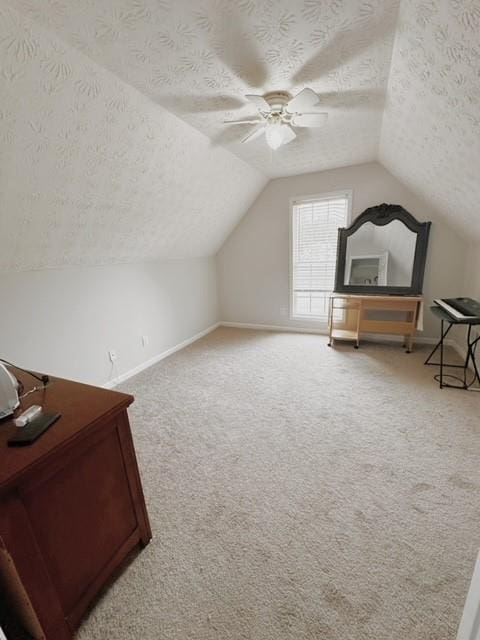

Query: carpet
[77,327,480,639]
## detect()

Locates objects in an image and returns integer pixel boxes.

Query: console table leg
[440,319,444,388]
[405,334,413,353]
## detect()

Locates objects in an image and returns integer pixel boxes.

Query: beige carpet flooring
[77,327,480,640]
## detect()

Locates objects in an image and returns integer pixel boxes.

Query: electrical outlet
[142,335,149,348]
[108,349,117,363]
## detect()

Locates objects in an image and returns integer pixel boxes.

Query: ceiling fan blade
[245,94,271,112]
[224,118,264,125]
[241,125,266,144]
[281,125,297,145]
[291,113,328,128]
[210,127,245,147]
[285,88,319,113]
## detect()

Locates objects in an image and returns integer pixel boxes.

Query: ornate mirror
[334,204,431,295]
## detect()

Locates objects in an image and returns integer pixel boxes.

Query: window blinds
[292,195,349,320]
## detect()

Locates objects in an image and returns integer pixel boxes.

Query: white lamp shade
[265,123,297,150]
[265,123,285,150]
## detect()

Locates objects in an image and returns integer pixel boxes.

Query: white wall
[0,258,217,386]
[466,244,480,301]
[217,162,468,339]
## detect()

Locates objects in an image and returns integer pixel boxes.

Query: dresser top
[0,369,133,491]
[331,293,423,302]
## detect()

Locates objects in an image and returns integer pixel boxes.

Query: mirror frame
[334,203,431,295]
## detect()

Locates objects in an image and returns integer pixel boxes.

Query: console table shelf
[328,293,423,351]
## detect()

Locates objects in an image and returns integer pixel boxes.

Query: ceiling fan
[223,88,328,150]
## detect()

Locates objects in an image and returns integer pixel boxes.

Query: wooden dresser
[0,371,151,639]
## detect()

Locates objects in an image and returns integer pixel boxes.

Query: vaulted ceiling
[11,0,401,178]
[380,0,480,240]
[0,0,266,271]
[0,0,479,271]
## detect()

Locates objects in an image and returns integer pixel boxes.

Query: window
[291,191,351,321]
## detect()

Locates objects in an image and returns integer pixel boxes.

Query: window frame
[289,189,353,322]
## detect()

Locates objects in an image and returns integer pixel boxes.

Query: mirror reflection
[344,220,417,287]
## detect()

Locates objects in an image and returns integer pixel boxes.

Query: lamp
[265,121,286,150]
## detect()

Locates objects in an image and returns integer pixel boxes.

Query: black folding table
[425,305,480,390]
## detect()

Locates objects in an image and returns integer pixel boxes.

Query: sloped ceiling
[11,0,401,178]
[0,0,479,272]
[0,1,266,271]
[380,0,480,240]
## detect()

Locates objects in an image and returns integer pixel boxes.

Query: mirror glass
[344,220,417,287]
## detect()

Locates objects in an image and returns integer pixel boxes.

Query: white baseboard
[219,321,447,346]
[103,321,469,390]
[104,322,220,389]
[220,321,329,335]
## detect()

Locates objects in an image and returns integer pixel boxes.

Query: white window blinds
[292,194,349,320]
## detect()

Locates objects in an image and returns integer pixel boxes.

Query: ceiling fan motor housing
[263,91,292,112]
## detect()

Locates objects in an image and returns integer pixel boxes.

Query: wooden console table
[0,370,151,639]
[328,293,423,351]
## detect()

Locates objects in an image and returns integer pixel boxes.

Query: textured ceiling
[0,1,266,271]
[12,0,401,178]
[380,0,480,241]
[1,0,479,273]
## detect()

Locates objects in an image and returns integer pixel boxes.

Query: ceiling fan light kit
[224,88,328,151]
[265,122,284,150]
